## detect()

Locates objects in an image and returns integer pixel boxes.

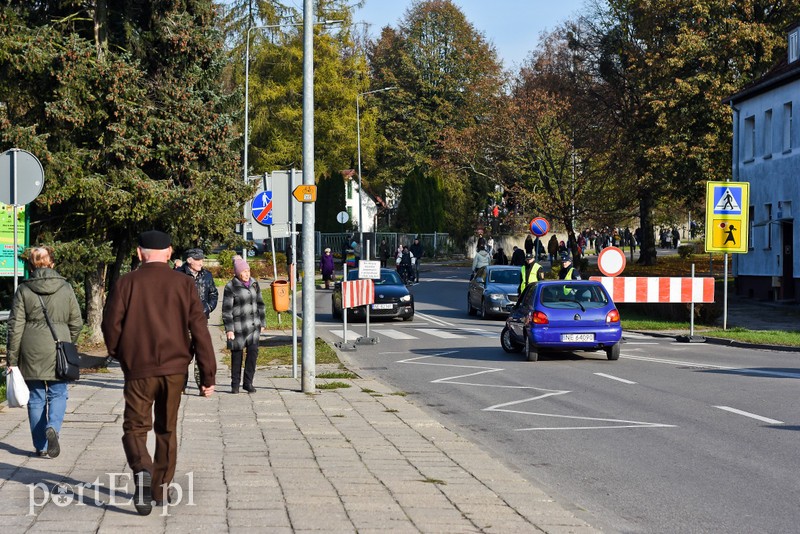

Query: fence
[317,232,456,261]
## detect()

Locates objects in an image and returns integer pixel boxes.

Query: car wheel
[478,299,486,318]
[402,314,414,321]
[606,343,620,361]
[501,326,522,353]
[525,334,539,362]
[331,299,341,319]
[467,295,477,316]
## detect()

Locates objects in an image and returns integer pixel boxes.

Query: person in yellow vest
[558,253,582,280]
[518,253,544,294]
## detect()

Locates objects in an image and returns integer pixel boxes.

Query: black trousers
[230,342,258,388]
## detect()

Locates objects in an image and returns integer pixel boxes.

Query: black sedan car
[467,265,521,318]
[332,268,414,321]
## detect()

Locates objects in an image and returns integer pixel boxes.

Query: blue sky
[353,0,588,70]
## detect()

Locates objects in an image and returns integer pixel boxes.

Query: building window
[748,206,754,250]
[744,116,755,161]
[765,203,772,249]
[763,109,773,157]
[790,30,799,63]
[783,102,793,152]
[347,179,352,198]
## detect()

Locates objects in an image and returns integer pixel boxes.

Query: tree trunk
[93,0,108,59]
[84,264,107,344]
[637,189,658,265]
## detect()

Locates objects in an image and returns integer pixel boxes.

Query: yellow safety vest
[519,263,542,293]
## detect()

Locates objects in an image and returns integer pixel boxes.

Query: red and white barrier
[590,277,715,303]
[342,279,375,308]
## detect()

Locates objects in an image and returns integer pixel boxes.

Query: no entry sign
[598,246,626,277]
[529,217,549,237]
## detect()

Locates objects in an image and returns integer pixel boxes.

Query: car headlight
[488,294,505,302]
[400,295,412,303]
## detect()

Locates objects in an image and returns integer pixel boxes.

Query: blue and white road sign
[711,185,743,215]
[252,191,272,226]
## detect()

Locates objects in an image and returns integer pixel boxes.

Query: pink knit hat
[233,255,249,276]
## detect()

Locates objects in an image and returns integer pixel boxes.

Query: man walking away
[102,231,216,516]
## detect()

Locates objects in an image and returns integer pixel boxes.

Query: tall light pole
[356,86,396,253]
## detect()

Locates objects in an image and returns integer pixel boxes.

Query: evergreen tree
[0,1,248,340]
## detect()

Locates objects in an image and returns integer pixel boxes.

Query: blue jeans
[26,380,68,452]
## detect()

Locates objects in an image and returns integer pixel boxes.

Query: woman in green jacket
[6,247,82,458]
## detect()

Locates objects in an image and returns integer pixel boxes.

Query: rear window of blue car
[539,284,609,309]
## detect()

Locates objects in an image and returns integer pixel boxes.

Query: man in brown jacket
[102,230,216,516]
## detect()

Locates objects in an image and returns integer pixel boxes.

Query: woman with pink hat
[221,255,265,393]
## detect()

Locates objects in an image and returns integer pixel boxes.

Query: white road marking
[415,328,464,339]
[398,354,673,431]
[594,372,637,385]
[329,329,362,339]
[624,354,800,378]
[623,342,659,345]
[623,332,653,339]
[714,406,784,425]
[371,328,418,340]
[415,311,454,327]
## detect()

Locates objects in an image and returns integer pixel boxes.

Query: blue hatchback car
[500,280,622,361]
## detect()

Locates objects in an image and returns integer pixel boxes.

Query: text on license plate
[372,303,394,310]
[561,333,594,342]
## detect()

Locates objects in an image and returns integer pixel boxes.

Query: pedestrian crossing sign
[705,181,748,253]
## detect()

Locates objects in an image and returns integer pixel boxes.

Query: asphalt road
[315,265,800,534]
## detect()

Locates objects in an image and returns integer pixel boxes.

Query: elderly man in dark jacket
[175,248,218,392]
[102,231,216,516]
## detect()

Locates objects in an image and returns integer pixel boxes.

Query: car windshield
[488,270,521,285]
[539,284,609,309]
[346,271,402,285]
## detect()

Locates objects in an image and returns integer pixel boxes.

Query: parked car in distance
[332,268,414,321]
[500,280,622,361]
[467,265,521,318]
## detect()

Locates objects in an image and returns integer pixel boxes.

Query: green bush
[677,245,694,259]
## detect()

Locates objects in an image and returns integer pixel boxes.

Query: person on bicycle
[396,245,414,285]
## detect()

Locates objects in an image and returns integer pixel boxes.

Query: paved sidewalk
[0,306,602,533]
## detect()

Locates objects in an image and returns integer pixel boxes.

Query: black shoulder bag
[38,295,80,381]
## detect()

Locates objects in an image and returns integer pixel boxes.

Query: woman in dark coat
[320,248,335,289]
[222,256,265,394]
[6,247,82,457]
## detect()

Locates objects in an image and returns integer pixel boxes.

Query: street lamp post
[356,86,396,254]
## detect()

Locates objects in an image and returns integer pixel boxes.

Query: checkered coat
[221,278,266,351]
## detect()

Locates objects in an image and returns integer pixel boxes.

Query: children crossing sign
[705,181,748,253]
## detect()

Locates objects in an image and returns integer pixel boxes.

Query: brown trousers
[122,374,184,501]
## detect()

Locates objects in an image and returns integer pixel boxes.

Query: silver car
[467,265,522,318]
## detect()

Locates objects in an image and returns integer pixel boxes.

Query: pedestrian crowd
[5,231,272,516]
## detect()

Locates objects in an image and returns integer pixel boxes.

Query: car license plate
[372,303,394,310]
[561,333,594,342]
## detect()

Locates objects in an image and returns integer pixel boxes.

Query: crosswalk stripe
[415,328,464,339]
[329,329,362,339]
[371,329,419,340]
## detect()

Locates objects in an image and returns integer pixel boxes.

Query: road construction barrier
[590,276,715,303]
[342,279,375,308]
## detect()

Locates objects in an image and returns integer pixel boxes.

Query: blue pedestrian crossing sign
[705,181,749,253]
[252,191,272,226]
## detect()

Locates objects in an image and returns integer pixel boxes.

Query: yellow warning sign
[705,181,748,253]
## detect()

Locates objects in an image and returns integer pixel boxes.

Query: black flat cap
[185,248,204,260]
[138,230,172,250]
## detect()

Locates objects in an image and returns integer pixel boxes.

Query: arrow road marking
[398,354,673,431]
